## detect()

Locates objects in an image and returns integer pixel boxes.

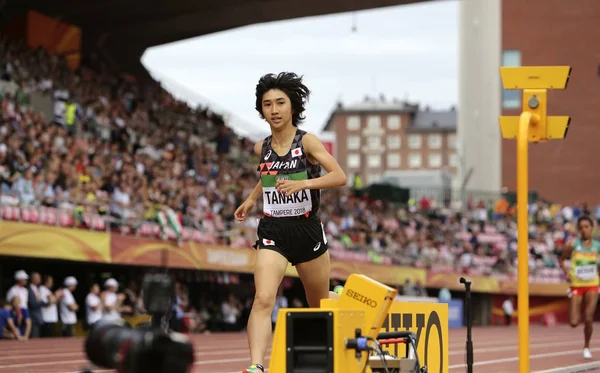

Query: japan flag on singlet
[291,148,302,157]
[263,239,275,246]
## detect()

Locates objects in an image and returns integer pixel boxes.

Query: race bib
[261,172,312,218]
[575,265,597,281]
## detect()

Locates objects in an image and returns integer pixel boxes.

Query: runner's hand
[563,268,571,282]
[235,199,255,222]
[276,180,307,196]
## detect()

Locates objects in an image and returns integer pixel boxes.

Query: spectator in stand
[6,270,29,310]
[27,271,45,338]
[39,275,60,338]
[59,276,79,337]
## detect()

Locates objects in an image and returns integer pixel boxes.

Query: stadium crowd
[0,33,594,291]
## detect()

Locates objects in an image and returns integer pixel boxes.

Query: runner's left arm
[559,240,574,279]
[274,134,346,196]
[301,133,347,190]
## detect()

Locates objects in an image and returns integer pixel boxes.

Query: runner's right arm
[246,140,265,203]
[559,240,574,280]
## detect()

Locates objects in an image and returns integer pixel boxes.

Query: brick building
[501,0,600,204]
[322,96,457,187]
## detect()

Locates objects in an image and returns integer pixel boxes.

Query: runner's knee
[253,291,276,311]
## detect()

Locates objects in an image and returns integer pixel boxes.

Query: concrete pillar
[457,0,502,194]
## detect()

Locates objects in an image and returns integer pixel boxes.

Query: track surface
[0,324,597,372]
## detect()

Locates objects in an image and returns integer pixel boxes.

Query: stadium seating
[0,33,581,283]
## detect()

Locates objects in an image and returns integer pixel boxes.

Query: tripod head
[459,277,472,291]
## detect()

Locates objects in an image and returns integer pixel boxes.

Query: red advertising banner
[426,270,569,296]
[0,221,573,298]
[490,294,579,325]
[110,236,255,273]
[109,235,427,285]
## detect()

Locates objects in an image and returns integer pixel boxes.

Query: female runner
[559,216,600,359]
[235,72,346,373]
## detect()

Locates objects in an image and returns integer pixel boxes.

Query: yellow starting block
[268,274,448,373]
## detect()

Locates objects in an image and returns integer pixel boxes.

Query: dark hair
[255,72,311,127]
[578,216,594,228]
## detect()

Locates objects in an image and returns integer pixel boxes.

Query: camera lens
[85,320,133,369]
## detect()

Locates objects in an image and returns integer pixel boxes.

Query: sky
[141,0,458,141]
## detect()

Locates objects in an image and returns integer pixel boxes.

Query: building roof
[408,108,456,133]
[3,0,433,75]
[338,96,420,113]
[322,95,457,132]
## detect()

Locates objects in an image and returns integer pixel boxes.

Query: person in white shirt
[85,284,102,328]
[102,278,129,321]
[221,294,241,332]
[39,275,61,338]
[503,297,514,326]
[59,276,79,336]
[6,270,29,309]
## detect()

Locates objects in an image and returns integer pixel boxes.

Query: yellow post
[517,111,532,373]
[499,65,571,373]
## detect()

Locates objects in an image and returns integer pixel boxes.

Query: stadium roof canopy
[3,0,431,74]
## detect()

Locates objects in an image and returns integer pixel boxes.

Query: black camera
[84,273,194,373]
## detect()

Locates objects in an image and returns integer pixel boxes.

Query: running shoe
[584,348,592,359]
[242,364,265,373]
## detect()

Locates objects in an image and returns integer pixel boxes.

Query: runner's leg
[296,251,331,308]
[569,292,583,327]
[583,289,599,350]
[247,249,289,368]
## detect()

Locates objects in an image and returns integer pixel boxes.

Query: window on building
[387,153,401,168]
[428,134,442,149]
[428,153,442,168]
[347,116,361,130]
[347,135,360,150]
[387,115,401,130]
[447,134,456,149]
[367,154,381,168]
[367,115,381,129]
[408,153,422,168]
[368,173,382,184]
[348,153,360,168]
[368,136,381,147]
[449,153,459,167]
[502,50,522,109]
[408,135,422,149]
[387,135,401,149]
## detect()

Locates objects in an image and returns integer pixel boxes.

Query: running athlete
[559,216,600,360]
[234,72,347,373]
